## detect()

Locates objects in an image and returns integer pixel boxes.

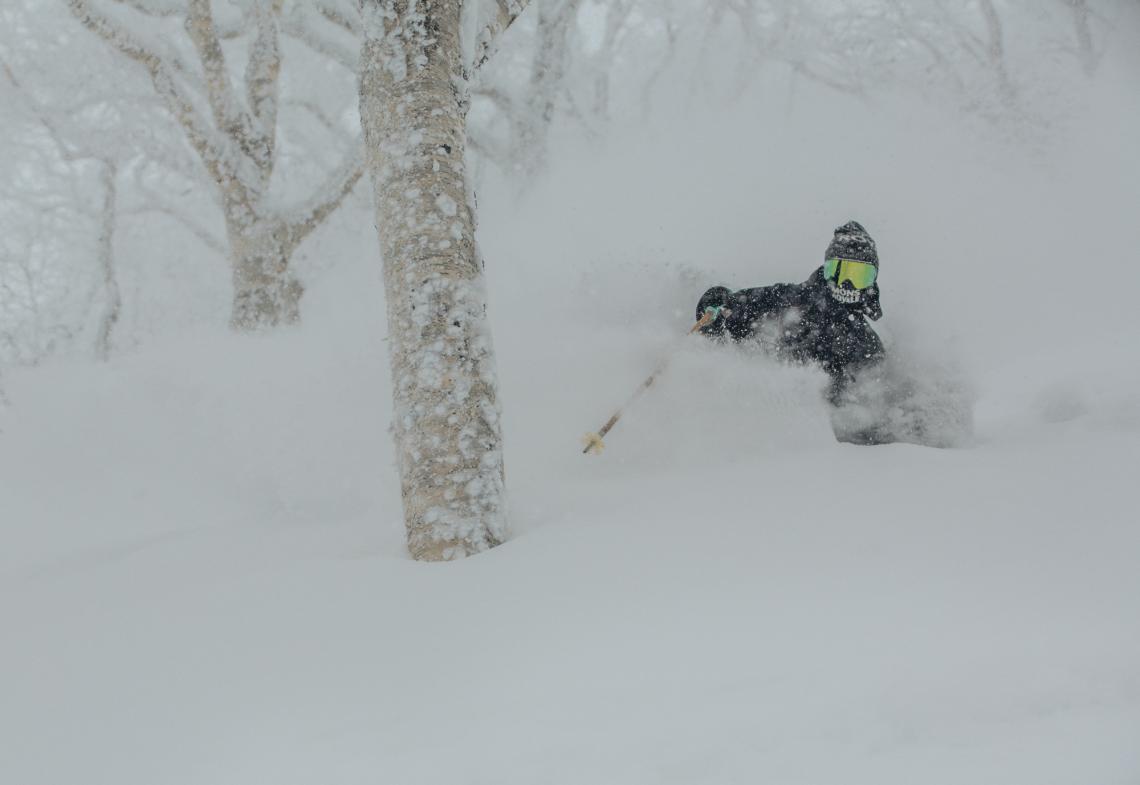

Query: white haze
[2,3,1140,783]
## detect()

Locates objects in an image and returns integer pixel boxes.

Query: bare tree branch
[467,131,511,168]
[282,142,364,250]
[184,0,270,177]
[471,85,515,115]
[315,0,359,33]
[64,0,239,197]
[1064,0,1099,76]
[93,160,121,361]
[285,98,352,141]
[126,203,226,254]
[470,0,532,73]
[244,0,285,173]
[108,0,180,18]
[1,55,83,164]
[53,0,368,330]
[280,5,359,71]
[587,0,635,118]
[978,0,1016,101]
[787,59,865,96]
[3,53,124,360]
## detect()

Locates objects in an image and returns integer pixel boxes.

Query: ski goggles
[823,258,878,290]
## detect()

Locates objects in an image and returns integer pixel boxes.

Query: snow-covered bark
[976,0,1017,105]
[223,204,301,330]
[516,0,580,177]
[1065,0,1099,76]
[65,0,364,331]
[587,0,635,120]
[466,0,530,71]
[467,0,584,178]
[94,161,121,361]
[359,0,524,561]
[2,54,123,360]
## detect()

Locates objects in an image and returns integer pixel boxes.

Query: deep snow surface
[4,51,1140,785]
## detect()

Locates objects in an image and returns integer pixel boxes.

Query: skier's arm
[695,283,801,340]
[697,284,798,339]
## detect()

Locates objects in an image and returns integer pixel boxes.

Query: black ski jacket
[695,267,885,384]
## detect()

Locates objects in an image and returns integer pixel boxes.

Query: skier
[695,220,888,443]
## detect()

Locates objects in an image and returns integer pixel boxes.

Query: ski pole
[582,309,719,454]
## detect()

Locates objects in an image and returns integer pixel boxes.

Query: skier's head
[823,220,878,305]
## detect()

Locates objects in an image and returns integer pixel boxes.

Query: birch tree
[1064,0,1100,76]
[516,0,581,176]
[358,0,528,561]
[1,57,123,361]
[64,0,364,330]
[468,0,594,178]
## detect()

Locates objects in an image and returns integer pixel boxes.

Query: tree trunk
[224,203,303,331]
[94,160,121,361]
[1066,0,1097,77]
[978,0,1016,105]
[359,0,507,561]
[518,0,580,177]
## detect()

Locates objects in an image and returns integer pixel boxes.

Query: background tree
[0,12,143,365]
[64,0,365,330]
[467,0,1123,184]
[2,57,123,361]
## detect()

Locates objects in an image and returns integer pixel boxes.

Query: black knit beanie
[825,220,878,267]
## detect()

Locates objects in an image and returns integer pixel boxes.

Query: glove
[701,305,724,323]
[696,286,732,335]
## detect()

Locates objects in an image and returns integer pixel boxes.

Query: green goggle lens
[824,258,877,290]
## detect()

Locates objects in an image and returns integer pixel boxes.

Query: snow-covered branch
[185,0,271,176]
[280,4,359,71]
[126,168,226,254]
[977,0,1015,100]
[107,0,180,18]
[1065,0,1099,76]
[467,131,511,167]
[1,50,124,360]
[282,142,363,250]
[61,0,368,330]
[64,0,237,195]
[127,203,226,254]
[1,56,85,164]
[469,0,532,73]
[244,0,283,157]
[471,85,515,114]
[314,0,359,34]
[93,161,121,361]
[285,99,352,143]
